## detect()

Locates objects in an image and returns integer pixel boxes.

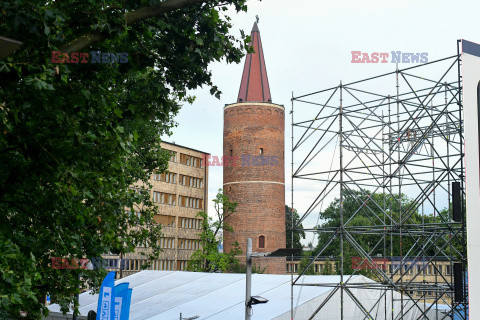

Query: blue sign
[120,288,132,320]
[96,271,116,320]
[114,283,129,320]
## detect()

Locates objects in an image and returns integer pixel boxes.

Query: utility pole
[72,273,80,320]
[120,252,123,279]
[244,238,268,320]
[245,238,253,320]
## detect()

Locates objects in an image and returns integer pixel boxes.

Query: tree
[320,258,335,275]
[188,189,242,272]
[0,1,250,318]
[315,189,437,274]
[286,205,305,249]
[298,251,315,275]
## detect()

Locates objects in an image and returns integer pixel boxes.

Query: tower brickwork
[223,22,285,255]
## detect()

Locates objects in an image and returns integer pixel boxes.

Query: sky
[166,0,480,245]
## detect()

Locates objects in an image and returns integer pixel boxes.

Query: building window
[162,149,177,162]
[179,174,203,189]
[436,265,442,275]
[180,218,201,229]
[230,149,233,156]
[154,172,176,184]
[179,195,203,209]
[178,260,188,271]
[259,235,265,248]
[259,148,263,154]
[153,191,176,206]
[180,154,202,168]
[446,265,452,275]
[158,237,175,249]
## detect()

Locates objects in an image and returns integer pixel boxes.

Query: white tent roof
[48,271,436,319]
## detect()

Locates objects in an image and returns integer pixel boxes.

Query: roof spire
[237,20,271,103]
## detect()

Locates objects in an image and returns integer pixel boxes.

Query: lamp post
[245,238,268,320]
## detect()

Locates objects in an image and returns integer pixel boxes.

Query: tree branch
[60,0,210,53]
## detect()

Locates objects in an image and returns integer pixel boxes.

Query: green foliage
[286,205,305,249]
[228,261,266,274]
[320,258,335,275]
[0,236,42,319]
[298,251,315,275]
[0,1,250,318]
[315,189,444,275]
[188,189,242,272]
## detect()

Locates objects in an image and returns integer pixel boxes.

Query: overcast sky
[166,0,480,245]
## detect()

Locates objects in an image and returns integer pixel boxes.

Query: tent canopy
[48,271,436,320]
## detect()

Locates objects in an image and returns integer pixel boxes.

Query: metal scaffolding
[291,46,467,319]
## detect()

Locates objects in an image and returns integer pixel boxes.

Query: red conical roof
[237,22,271,103]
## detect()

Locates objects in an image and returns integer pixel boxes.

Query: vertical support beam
[339,81,344,320]
[291,92,295,320]
[388,95,394,320]
[245,238,252,320]
[381,109,387,319]
[396,63,404,317]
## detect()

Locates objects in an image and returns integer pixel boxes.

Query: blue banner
[120,288,132,320]
[113,283,129,320]
[96,271,116,320]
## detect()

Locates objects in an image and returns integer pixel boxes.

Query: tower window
[259,148,263,155]
[259,235,265,248]
[230,149,233,156]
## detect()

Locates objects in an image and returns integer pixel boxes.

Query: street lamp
[245,238,269,320]
[247,296,269,306]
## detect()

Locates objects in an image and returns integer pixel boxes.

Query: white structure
[48,271,437,319]
[462,38,480,319]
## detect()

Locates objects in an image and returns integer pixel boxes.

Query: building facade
[287,256,456,304]
[104,141,209,277]
[223,22,286,255]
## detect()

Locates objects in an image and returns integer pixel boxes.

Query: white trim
[223,181,285,186]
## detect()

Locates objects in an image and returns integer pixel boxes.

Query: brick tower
[223,22,285,254]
